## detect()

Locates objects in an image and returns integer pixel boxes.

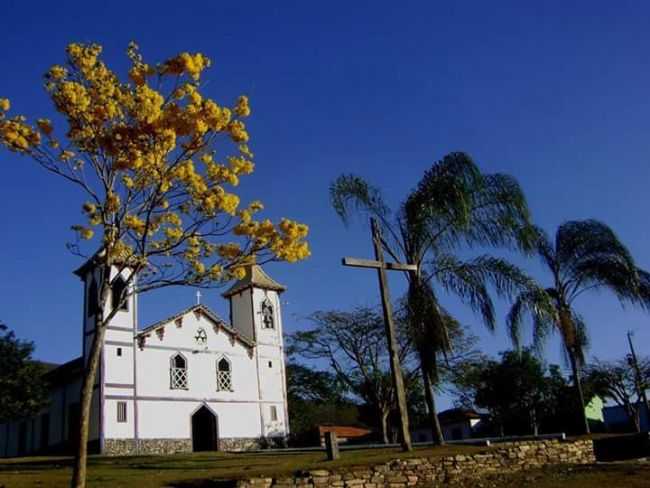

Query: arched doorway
[191,405,218,451]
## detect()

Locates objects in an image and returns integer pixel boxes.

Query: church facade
[1,263,290,457]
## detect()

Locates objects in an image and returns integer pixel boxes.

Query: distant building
[317,425,372,446]
[411,408,484,442]
[585,396,605,424]
[603,402,650,432]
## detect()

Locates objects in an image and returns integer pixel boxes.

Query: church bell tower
[223,265,290,440]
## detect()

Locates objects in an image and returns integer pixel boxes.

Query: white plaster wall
[135,310,258,401]
[136,400,262,439]
[104,398,135,439]
[104,343,135,385]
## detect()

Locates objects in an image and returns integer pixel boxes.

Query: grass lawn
[2,444,648,488]
[0,445,483,488]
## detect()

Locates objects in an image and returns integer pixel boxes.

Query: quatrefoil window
[194,327,207,345]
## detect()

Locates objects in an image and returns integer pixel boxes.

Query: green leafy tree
[285,363,358,445]
[507,220,650,433]
[473,350,548,436]
[288,307,415,444]
[0,323,49,424]
[330,152,539,444]
[585,357,650,432]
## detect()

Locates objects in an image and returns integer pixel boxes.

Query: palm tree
[330,152,541,444]
[507,220,650,434]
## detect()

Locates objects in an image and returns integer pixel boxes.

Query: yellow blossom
[233,95,251,117]
[36,118,53,136]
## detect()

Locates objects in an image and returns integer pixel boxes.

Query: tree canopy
[0,323,50,424]
[0,42,310,488]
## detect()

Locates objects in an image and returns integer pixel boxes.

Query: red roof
[438,408,482,424]
[318,425,372,438]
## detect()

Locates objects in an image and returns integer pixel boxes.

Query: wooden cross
[342,217,415,452]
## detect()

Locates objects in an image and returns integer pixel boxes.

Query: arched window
[216,357,233,391]
[170,353,188,389]
[88,277,99,316]
[261,298,274,329]
[111,276,128,311]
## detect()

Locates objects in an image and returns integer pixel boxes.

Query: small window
[217,357,233,391]
[111,276,129,311]
[117,347,122,357]
[261,298,275,329]
[170,353,188,389]
[117,402,127,423]
[270,405,278,422]
[268,361,273,368]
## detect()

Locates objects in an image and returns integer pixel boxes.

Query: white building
[1,262,290,457]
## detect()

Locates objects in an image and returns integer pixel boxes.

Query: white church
[1,260,290,457]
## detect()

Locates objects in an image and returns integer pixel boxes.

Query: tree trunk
[421,366,445,445]
[380,409,390,444]
[70,318,106,488]
[624,401,641,433]
[530,408,539,436]
[568,350,591,435]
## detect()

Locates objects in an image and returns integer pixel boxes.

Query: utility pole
[342,217,414,451]
[627,330,649,431]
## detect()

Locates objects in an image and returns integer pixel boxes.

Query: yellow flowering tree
[0,42,309,488]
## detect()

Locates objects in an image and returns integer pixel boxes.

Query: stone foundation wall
[220,438,264,451]
[236,439,595,488]
[102,437,273,455]
[103,438,192,456]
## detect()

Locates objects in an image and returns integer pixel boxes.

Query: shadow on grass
[593,433,650,461]
[168,480,237,488]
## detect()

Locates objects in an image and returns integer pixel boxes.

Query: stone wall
[103,438,192,456]
[235,439,595,488]
[103,437,267,455]
[220,437,264,451]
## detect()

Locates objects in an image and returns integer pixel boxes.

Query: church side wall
[0,378,100,457]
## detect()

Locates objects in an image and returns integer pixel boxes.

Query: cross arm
[342,257,417,272]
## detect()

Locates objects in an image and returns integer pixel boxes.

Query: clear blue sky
[2,1,650,409]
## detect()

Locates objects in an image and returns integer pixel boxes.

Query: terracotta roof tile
[222,265,286,297]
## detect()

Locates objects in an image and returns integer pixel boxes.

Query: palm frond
[506,287,556,351]
[405,279,460,382]
[556,220,640,304]
[329,174,391,227]
[405,152,535,257]
[433,254,540,331]
[532,226,557,272]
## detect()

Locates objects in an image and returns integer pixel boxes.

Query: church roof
[73,247,141,277]
[73,250,104,277]
[44,356,84,386]
[136,303,255,349]
[222,265,286,298]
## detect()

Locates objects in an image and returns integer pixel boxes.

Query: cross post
[196,290,202,305]
[342,217,414,451]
